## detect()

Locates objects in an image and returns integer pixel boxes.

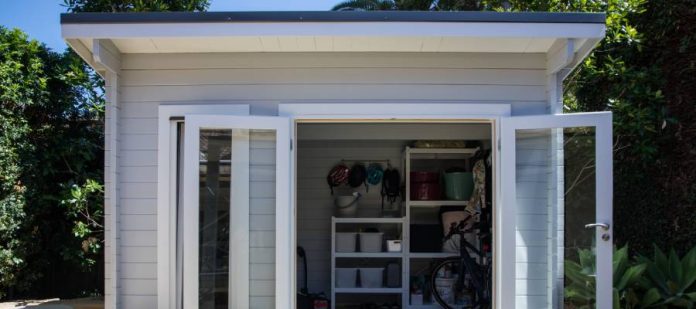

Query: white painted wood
[183,115,289,309]
[500,112,613,309]
[61,22,605,52]
[120,68,545,86]
[156,105,249,309]
[545,39,575,74]
[122,52,547,70]
[93,39,121,74]
[230,129,251,309]
[103,71,119,309]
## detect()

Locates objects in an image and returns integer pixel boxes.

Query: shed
[61,10,613,309]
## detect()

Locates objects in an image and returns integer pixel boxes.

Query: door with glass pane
[182,115,289,309]
[500,112,612,308]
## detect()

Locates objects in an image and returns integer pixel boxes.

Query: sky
[0,0,337,52]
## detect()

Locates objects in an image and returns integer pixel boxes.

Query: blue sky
[0,0,336,52]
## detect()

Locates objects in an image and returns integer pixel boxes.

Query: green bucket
[444,172,474,200]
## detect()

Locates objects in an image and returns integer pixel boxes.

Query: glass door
[499,112,612,308]
[182,115,290,309]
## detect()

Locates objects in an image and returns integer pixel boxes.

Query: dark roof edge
[61,11,606,25]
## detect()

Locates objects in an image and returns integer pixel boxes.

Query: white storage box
[336,268,357,288]
[386,240,402,252]
[359,232,383,252]
[359,268,384,288]
[335,233,357,252]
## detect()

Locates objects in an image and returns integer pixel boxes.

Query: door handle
[584,223,610,231]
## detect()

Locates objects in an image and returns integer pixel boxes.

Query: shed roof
[60,11,606,77]
[60,11,605,24]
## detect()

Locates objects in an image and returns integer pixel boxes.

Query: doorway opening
[294,121,495,308]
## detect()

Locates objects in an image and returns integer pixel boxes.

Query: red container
[411,183,442,200]
[410,171,439,183]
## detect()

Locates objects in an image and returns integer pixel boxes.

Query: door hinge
[290,138,293,151]
[497,138,501,151]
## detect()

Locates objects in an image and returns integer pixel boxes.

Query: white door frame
[279,103,511,309]
[157,104,250,309]
[500,111,613,308]
[181,115,290,309]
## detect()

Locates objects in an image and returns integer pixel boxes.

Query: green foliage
[636,245,696,308]
[565,244,696,308]
[565,245,649,309]
[0,25,105,299]
[0,26,46,299]
[61,179,104,267]
[63,0,209,12]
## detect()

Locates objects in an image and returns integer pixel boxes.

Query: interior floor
[295,122,493,309]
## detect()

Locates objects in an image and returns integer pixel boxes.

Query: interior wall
[296,140,406,294]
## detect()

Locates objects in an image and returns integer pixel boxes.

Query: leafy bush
[637,246,696,307]
[565,244,696,308]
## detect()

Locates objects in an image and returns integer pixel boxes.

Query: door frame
[500,111,613,308]
[157,104,250,309]
[279,103,511,309]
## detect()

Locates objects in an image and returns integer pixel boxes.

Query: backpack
[381,167,401,206]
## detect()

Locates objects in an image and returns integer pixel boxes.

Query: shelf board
[408,252,456,259]
[335,252,403,258]
[334,288,403,294]
[408,200,468,207]
[407,147,479,160]
[333,217,404,224]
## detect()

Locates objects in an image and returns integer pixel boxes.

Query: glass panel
[199,129,232,309]
[514,127,596,308]
[197,128,277,309]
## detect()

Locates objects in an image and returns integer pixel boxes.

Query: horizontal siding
[515,132,552,308]
[115,51,549,307]
[249,131,276,308]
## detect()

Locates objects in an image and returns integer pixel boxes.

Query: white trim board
[156,104,250,309]
[281,102,508,309]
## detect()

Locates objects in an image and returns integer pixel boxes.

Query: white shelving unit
[329,147,479,308]
[402,147,479,308]
[331,216,406,309]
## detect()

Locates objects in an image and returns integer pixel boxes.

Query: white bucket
[336,268,357,288]
[359,268,384,288]
[359,232,384,252]
[334,192,360,217]
[335,233,357,252]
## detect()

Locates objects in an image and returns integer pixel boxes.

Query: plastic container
[359,232,384,252]
[336,268,357,288]
[386,240,402,252]
[335,233,357,252]
[444,172,474,200]
[334,192,360,217]
[410,171,439,183]
[410,182,442,200]
[359,268,384,288]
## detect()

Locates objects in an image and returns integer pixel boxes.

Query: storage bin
[410,182,442,200]
[444,172,474,200]
[336,268,357,288]
[386,240,402,252]
[359,232,383,252]
[359,268,384,288]
[335,233,357,252]
[334,192,360,217]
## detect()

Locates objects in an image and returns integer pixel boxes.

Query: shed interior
[295,122,494,308]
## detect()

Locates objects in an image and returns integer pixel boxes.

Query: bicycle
[429,214,492,309]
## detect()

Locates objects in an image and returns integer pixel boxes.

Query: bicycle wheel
[430,257,490,309]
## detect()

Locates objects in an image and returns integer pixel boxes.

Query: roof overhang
[60,11,605,76]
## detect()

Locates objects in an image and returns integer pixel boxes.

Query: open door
[182,115,290,309]
[499,112,612,308]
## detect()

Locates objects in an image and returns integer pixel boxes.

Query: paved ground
[0,298,103,309]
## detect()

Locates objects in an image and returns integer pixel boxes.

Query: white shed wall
[113,52,551,308]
